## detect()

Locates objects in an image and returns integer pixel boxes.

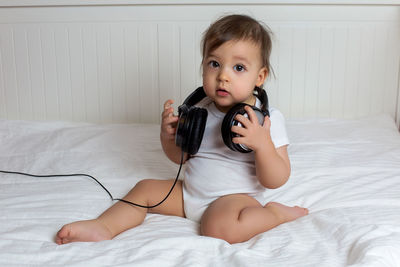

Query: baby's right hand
[161,99,179,141]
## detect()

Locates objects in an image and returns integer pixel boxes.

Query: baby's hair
[201,14,274,84]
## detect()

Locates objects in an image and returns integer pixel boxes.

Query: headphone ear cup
[221,103,266,153]
[175,105,189,149]
[187,107,207,155]
[221,103,249,153]
[175,106,207,155]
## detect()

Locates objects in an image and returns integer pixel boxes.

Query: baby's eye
[234,64,246,72]
[208,60,220,68]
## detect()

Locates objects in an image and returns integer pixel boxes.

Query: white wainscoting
[0,2,399,126]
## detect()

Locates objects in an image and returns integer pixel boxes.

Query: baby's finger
[231,125,247,137]
[162,114,178,126]
[162,107,174,119]
[163,99,174,110]
[244,106,258,124]
[232,136,246,145]
[262,115,271,129]
[166,114,179,123]
[234,114,251,128]
[164,125,176,135]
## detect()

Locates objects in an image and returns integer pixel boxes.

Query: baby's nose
[217,68,230,82]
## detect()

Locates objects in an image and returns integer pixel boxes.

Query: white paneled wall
[0,2,399,125]
[269,22,400,120]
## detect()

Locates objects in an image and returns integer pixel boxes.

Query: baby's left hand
[231,105,271,152]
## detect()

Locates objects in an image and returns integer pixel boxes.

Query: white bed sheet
[0,114,399,267]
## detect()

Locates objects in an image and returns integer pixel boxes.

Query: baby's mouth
[216,89,229,96]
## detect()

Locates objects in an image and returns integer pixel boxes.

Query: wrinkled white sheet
[0,114,399,267]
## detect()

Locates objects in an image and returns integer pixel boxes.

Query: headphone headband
[254,87,269,114]
[182,87,207,107]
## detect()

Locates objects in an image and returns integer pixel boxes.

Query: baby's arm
[231,106,290,189]
[160,99,189,164]
[254,141,290,189]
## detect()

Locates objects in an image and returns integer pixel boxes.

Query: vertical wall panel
[138,23,159,123]
[343,26,362,119]
[54,24,73,121]
[158,22,181,113]
[357,25,374,118]
[124,24,140,123]
[1,27,19,119]
[95,24,113,123]
[41,25,61,120]
[68,25,86,121]
[303,27,320,117]
[290,27,307,119]
[82,24,100,123]
[331,27,347,118]
[276,26,293,116]
[180,23,198,103]
[370,25,388,116]
[0,40,5,118]
[26,26,46,120]
[110,23,127,123]
[317,25,334,118]
[13,26,33,120]
[384,26,400,116]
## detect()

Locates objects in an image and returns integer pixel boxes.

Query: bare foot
[265,202,309,223]
[55,219,113,245]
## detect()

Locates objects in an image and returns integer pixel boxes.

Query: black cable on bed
[0,151,185,209]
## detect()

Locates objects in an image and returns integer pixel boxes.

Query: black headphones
[175,86,269,155]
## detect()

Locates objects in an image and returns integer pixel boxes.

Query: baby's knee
[135,179,155,188]
[133,179,158,194]
[200,213,241,244]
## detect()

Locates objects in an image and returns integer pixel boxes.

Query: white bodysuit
[182,97,290,222]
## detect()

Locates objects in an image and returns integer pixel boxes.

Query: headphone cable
[0,151,184,209]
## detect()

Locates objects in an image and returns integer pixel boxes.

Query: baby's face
[202,39,267,113]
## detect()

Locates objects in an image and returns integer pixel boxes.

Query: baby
[56,14,308,245]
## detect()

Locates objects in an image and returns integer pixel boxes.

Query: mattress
[0,114,399,266]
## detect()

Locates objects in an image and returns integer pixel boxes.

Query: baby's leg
[56,179,185,245]
[200,194,308,244]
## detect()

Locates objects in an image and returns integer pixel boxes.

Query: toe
[55,225,71,245]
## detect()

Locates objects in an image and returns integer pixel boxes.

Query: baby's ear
[256,67,268,86]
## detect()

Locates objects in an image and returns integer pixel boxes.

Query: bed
[1,0,400,266]
[0,115,400,266]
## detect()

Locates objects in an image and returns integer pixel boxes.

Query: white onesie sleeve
[269,107,289,148]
